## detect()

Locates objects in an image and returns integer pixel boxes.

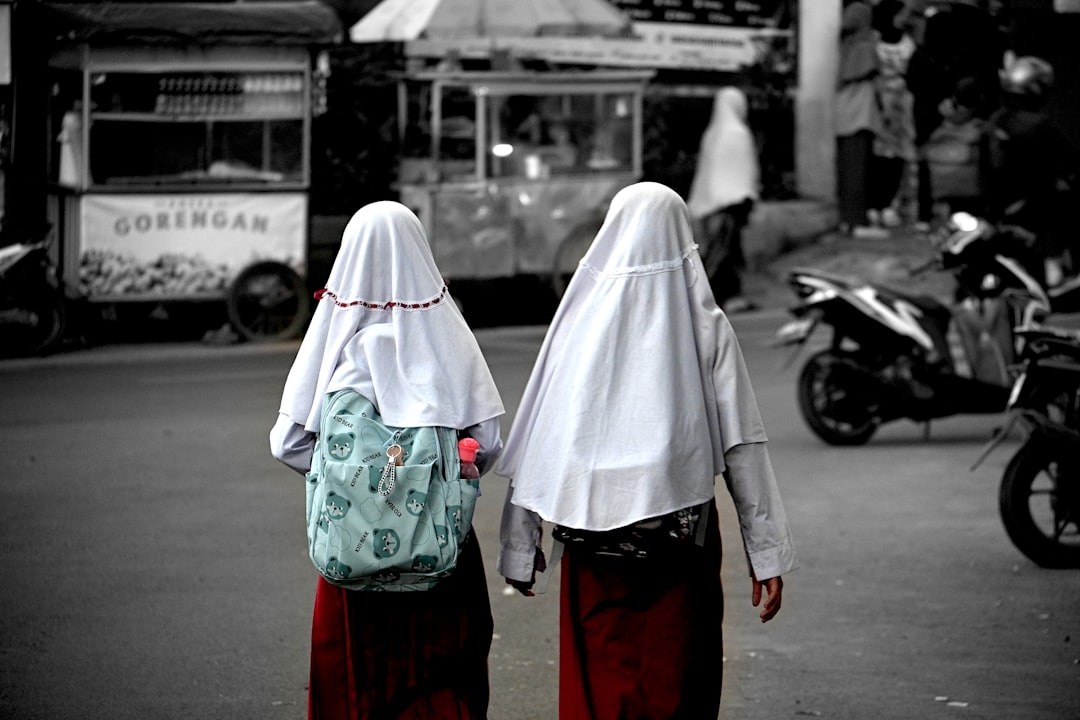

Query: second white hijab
[494,182,768,530]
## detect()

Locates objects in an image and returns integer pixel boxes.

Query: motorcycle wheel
[797,350,880,446]
[999,439,1080,568]
[226,261,309,342]
[0,288,66,358]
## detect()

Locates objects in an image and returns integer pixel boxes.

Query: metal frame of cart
[395,68,654,297]
[40,1,341,341]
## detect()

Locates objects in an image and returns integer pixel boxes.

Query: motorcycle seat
[788,266,863,290]
[1035,312,1080,332]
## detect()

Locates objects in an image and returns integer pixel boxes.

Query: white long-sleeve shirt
[270,412,504,478]
[498,441,797,584]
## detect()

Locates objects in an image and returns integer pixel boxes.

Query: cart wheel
[0,286,66,358]
[226,261,309,342]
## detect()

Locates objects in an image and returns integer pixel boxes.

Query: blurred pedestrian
[868,0,916,229]
[836,1,885,237]
[269,200,506,719]
[923,76,986,219]
[686,86,760,311]
[539,120,579,173]
[905,0,1007,228]
[57,102,84,187]
[495,182,798,719]
[981,56,1080,285]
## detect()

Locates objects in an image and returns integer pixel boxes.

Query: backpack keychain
[378,443,403,496]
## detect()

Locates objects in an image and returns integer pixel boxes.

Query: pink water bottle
[458,438,480,491]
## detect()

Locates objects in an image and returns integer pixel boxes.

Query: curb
[0,338,302,371]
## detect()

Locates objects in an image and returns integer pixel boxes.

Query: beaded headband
[313,284,448,311]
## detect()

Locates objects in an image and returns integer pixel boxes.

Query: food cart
[39,1,341,340]
[395,68,653,296]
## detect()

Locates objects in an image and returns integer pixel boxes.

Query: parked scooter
[943,206,1080,315]
[774,212,1050,445]
[0,226,66,357]
[969,321,1080,568]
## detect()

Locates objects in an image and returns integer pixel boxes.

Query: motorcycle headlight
[950,212,979,232]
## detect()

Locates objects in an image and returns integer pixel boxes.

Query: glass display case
[44,47,317,340]
[395,69,653,291]
[52,69,308,190]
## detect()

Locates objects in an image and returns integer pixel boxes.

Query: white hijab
[493,182,768,530]
[686,87,760,220]
[277,201,504,432]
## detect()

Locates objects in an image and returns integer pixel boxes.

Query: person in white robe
[686,86,761,310]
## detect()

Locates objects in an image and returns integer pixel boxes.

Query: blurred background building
[0,0,1075,333]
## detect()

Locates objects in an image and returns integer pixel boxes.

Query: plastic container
[458,437,480,489]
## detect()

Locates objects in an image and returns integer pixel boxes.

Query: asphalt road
[1,310,1078,719]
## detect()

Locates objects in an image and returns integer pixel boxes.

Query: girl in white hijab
[686,86,760,310]
[270,200,505,719]
[496,182,796,718]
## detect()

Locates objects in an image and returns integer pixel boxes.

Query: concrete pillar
[795,0,841,202]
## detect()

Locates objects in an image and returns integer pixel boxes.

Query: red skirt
[559,501,724,720]
[308,533,493,720]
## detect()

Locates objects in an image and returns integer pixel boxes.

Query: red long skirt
[559,501,724,720]
[308,533,493,720]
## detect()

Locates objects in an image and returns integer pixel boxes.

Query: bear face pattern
[325,491,352,521]
[405,489,427,515]
[326,432,355,460]
[323,556,352,580]
[370,567,400,585]
[372,528,400,558]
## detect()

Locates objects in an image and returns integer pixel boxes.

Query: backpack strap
[694,500,711,546]
[533,537,563,595]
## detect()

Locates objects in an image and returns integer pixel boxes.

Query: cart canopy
[38,0,343,46]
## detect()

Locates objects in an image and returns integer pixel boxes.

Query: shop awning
[349,0,631,42]
[39,1,343,46]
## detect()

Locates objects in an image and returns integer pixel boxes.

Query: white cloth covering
[493,182,778,532]
[686,87,760,220]
[270,201,505,478]
[275,201,504,435]
[497,441,794,582]
[58,110,84,187]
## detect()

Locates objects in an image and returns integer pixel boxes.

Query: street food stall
[39,1,341,340]
[395,68,653,296]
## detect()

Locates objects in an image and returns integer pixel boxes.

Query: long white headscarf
[686,86,760,219]
[493,182,767,530]
[277,201,504,432]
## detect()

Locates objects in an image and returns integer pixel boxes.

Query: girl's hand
[751,574,784,623]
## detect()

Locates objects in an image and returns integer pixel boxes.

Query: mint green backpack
[305,389,476,591]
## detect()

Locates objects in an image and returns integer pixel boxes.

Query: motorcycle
[945,209,1080,315]
[969,321,1080,568]
[0,227,66,357]
[774,212,1051,445]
